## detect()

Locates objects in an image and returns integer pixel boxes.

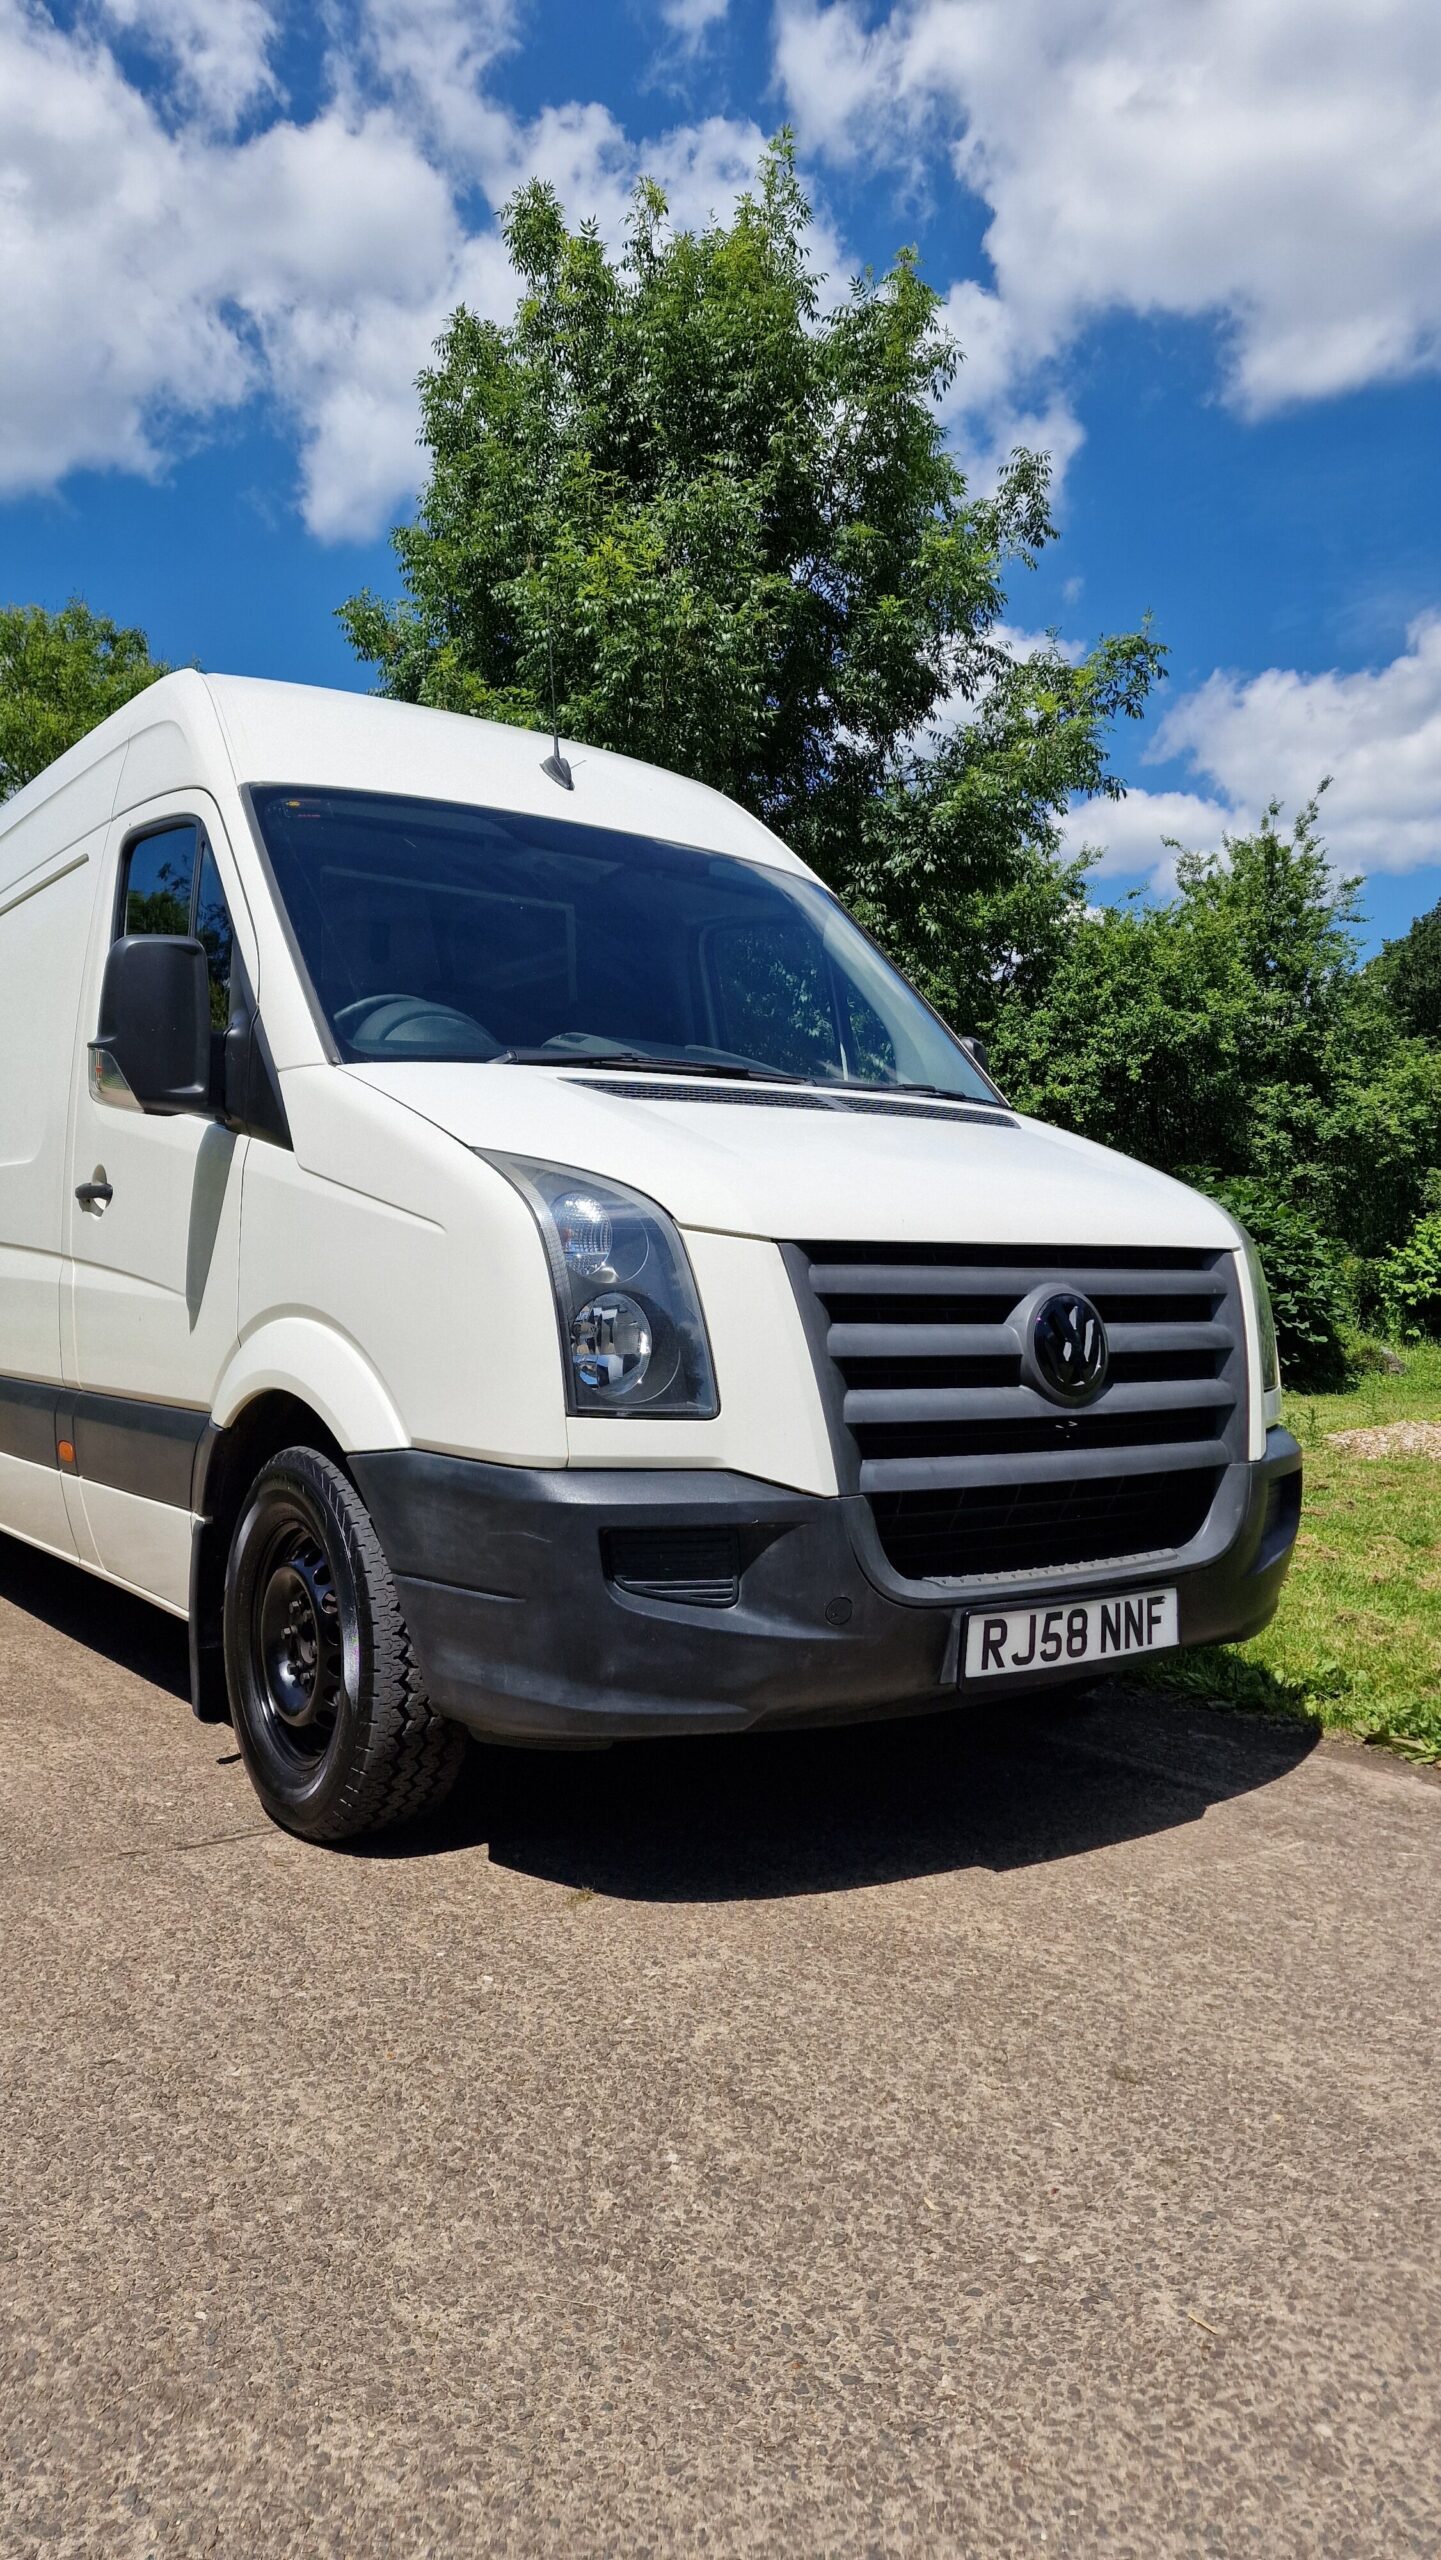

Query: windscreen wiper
[490,1049,813,1084]
[837,1079,1003,1101]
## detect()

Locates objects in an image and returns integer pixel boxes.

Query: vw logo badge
[1028,1290,1109,1405]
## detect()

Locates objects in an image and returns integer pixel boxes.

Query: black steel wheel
[223,1445,463,1842]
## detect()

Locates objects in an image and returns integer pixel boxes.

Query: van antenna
[540,627,573,791]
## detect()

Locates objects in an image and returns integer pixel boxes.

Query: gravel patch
[1327,1418,1441,1458]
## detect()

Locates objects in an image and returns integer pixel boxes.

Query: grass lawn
[1137,1343,1441,1764]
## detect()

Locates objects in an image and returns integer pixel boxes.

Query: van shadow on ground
[1,1532,1318,1904]
[430,1688,1317,1901]
[0,1532,191,1699]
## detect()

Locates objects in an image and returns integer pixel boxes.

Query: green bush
[1208,1177,1351,1390]
[1341,1331,1405,1378]
[1376,1213,1441,1341]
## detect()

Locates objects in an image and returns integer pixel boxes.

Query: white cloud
[992,624,1083,667]
[343,0,518,170]
[0,7,256,489]
[251,223,519,543]
[0,0,779,540]
[775,0,1441,465]
[1060,789,1234,888]
[98,0,279,130]
[934,278,1083,498]
[1155,615,1441,875]
[659,0,730,39]
[1062,616,1441,884]
[479,102,769,247]
[0,1,468,530]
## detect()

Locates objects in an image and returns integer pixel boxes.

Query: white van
[0,673,1300,1838]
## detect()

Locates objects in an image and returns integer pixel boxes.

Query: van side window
[118,824,236,1030]
[121,823,198,938]
[195,844,236,1027]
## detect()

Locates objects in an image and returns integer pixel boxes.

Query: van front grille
[794,1241,1246,1582]
[869,1471,1223,1580]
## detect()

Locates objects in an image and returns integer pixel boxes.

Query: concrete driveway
[2,1530,1438,2559]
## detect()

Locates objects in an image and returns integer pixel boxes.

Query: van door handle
[75,1180,113,1208]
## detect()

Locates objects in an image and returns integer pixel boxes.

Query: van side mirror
[91,935,212,1116]
[961,1033,992,1077]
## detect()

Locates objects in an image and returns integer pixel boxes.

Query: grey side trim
[0,1375,61,1469]
[63,1389,209,1507]
[0,1370,207,1506]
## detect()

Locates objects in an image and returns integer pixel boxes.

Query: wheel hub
[257,1541,339,1740]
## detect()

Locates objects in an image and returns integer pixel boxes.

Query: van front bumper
[349,1430,1302,1746]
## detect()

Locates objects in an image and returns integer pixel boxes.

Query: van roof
[0,670,812,879]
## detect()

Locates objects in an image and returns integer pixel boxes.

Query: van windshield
[250,786,995,1100]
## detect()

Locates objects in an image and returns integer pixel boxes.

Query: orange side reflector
[57,1440,76,1467]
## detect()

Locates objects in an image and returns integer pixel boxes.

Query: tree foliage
[1377,1213,1441,1341]
[992,797,1441,1359]
[341,136,1161,963]
[1373,895,1441,1041]
[0,600,168,801]
[1207,1177,1351,1391]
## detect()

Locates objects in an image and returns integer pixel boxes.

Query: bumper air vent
[604,1526,742,1609]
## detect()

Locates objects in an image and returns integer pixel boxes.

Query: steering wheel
[333,993,497,1056]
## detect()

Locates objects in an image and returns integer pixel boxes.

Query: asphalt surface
[2,1531,1439,2560]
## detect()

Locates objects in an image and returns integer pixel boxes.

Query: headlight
[1237,1227,1281,1412]
[481,1156,719,1418]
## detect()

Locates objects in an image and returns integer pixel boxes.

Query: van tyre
[223,1445,464,1843]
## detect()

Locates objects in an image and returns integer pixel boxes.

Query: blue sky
[5,0,1440,948]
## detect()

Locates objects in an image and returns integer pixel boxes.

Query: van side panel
[0,824,109,1558]
[0,834,103,1381]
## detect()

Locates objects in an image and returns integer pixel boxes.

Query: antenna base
[541,748,574,791]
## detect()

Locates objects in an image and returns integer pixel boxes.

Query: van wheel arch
[189,1392,346,1721]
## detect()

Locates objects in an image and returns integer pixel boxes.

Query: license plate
[964,1586,1178,1680]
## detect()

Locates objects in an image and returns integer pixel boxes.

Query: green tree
[997,795,1441,1293]
[341,137,1160,969]
[1373,895,1441,1040]
[990,888,1254,1171]
[846,631,1158,1027]
[1171,792,1359,1096]
[0,600,168,801]
[1208,1176,1351,1390]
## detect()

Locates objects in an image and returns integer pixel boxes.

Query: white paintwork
[213,1315,409,1450]
[0,669,1271,1617]
[1223,1207,1268,1461]
[349,1060,1239,1250]
[236,1066,568,1464]
[0,1449,76,1560]
[71,1478,193,1614]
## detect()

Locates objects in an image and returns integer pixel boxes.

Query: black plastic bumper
[348,1429,1302,1746]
